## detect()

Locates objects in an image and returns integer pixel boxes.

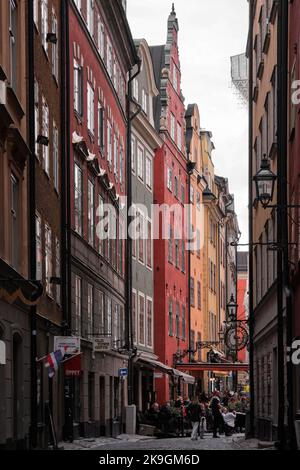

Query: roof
[149,45,165,131]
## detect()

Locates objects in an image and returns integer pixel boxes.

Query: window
[131,136,136,173]
[174,176,179,198]
[114,135,118,177]
[132,291,137,345]
[119,145,124,185]
[146,156,152,189]
[96,290,104,334]
[132,206,136,259]
[119,220,124,275]
[87,284,94,339]
[196,192,201,210]
[42,96,50,174]
[173,63,177,91]
[107,38,113,79]
[113,304,119,346]
[87,83,94,134]
[51,10,58,79]
[182,305,186,340]
[167,167,172,191]
[9,0,18,91]
[75,275,82,336]
[36,213,42,280]
[147,298,153,347]
[45,223,52,296]
[181,185,185,204]
[190,185,194,203]
[181,241,185,272]
[53,122,59,191]
[175,240,179,268]
[139,294,145,346]
[74,59,83,116]
[97,17,105,59]
[168,225,173,263]
[35,80,39,156]
[170,113,175,140]
[98,103,104,149]
[97,195,104,255]
[55,238,60,305]
[142,89,148,114]
[146,220,152,269]
[10,174,19,269]
[197,281,201,310]
[190,277,195,307]
[88,180,94,246]
[133,78,139,101]
[107,121,112,165]
[176,303,180,338]
[168,300,173,336]
[137,146,144,180]
[138,213,144,263]
[177,123,182,150]
[74,163,83,235]
[41,0,48,53]
[106,297,112,335]
[86,0,94,36]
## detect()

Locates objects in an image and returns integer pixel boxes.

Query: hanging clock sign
[225,325,249,352]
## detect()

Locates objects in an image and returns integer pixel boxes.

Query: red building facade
[67,0,138,437]
[150,6,189,403]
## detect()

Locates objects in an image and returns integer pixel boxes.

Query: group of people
[143,390,249,440]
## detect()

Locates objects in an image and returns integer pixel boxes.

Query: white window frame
[167,167,173,191]
[87,284,94,340]
[75,275,82,336]
[88,179,95,246]
[177,122,182,150]
[34,80,39,157]
[42,96,50,175]
[51,10,58,80]
[137,146,144,181]
[113,134,118,178]
[107,121,112,166]
[45,223,52,296]
[146,297,153,348]
[145,154,152,190]
[170,113,175,140]
[131,136,136,173]
[53,121,59,191]
[97,16,105,59]
[142,89,148,114]
[41,0,48,54]
[86,0,94,37]
[138,293,145,347]
[74,163,83,235]
[87,82,95,134]
[74,59,83,116]
[132,289,137,346]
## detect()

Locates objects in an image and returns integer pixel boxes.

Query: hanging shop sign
[93,337,111,353]
[64,354,82,377]
[54,336,80,355]
[224,325,249,352]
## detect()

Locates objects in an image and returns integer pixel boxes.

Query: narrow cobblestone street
[61,434,267,451]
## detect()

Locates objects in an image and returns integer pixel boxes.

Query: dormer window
[142,89,148,115]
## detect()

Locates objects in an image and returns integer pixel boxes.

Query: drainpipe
[28,0,37,449]
[248,0,255,439]
[125,60,141,406]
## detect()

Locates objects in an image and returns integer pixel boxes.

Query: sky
[127,0,249,245]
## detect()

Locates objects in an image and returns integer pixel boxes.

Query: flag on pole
[45,348,66,378]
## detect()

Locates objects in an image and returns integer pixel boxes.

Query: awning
[134,356,173,375]
[176,362,249,373]
[173,369,195,384]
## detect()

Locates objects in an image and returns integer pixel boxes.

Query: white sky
[127,0,249,245]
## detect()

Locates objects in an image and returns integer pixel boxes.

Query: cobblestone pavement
[61,433,265,451]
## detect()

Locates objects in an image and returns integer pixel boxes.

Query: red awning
[176,363,249,373]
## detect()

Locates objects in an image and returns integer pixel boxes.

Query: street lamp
[253,156,277,208]
[227,294,238,323]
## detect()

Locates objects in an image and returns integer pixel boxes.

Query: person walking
[210,393,223,438]
[188,398,201,441]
